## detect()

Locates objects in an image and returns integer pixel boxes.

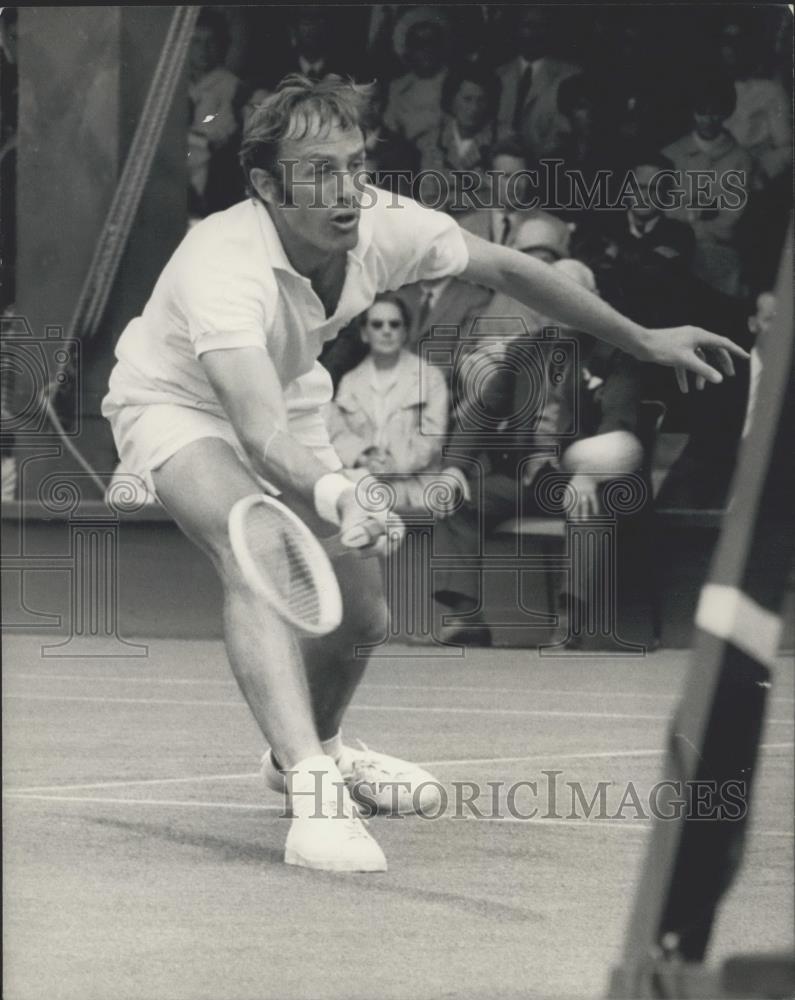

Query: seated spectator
[188,10,246,218]
[471,214,575,341]
[243,8,356,118]
[553,72,629,227]
[713,15,793,294]
[576,150,695,329]
[396,273,492,356]
[585,8,685,151]
[385,7,449,144]
[326,294,449,513]
[458,139,571,249]
[718,15,792,182]
[496,7,580,158]
[662,74,752,297]
[429,260,643,645]
[415,64,500,212]
[276,7,346,83]
[362,77,419,196]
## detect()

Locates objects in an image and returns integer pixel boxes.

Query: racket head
[228,494,343,637]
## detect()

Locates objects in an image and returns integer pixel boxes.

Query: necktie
[513,63,534,133]
[499,213,512,245]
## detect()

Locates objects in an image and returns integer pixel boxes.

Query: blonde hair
[239,74,374,196]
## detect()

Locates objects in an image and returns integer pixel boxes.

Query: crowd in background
[182,4,790,520]
[1,6,791,523]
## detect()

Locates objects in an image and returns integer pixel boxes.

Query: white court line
[2,792,791,839]
[421,742,794,767]
[5,692,793,725]
[5,674,793,703]
[2,793,284,812]
[9,771,262,794]
[8,743,792,796]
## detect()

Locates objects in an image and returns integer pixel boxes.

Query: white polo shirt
[103,185,469,428]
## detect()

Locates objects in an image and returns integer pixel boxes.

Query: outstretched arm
[459,229,748,390]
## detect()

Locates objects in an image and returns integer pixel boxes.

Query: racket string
[247,508,324,626]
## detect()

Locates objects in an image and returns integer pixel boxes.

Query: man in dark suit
[575,151,695,330]
[429,261,643,645]
[397,274,493,356]
[319,272,492,390]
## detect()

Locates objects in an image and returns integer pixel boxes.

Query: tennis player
[102,75,745,873]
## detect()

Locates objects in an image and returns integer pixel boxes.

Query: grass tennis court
[3,636,793,1000]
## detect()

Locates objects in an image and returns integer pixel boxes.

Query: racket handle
[324,520,384,558]
[341,520,383,548]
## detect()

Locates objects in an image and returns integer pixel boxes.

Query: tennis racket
[228,494,384,637]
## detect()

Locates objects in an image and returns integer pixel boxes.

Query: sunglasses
[368,319,404,330]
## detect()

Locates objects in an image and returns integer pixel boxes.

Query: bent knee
[338,597,389,647]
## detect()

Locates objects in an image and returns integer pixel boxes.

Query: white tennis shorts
[105,401,342,500]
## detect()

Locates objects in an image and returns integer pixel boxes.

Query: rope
[45,6,199,496]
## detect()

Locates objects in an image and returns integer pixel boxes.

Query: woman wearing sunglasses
[326,293,449,512]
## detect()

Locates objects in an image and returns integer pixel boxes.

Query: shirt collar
[253,195,374,277]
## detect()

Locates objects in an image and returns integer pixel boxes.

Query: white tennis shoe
[262,740,443,816]
[283,755,387,873]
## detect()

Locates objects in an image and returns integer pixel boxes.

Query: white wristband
[313,472,355,526]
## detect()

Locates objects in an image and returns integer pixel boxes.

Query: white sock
[321,731,343,762]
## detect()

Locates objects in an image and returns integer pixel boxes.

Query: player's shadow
[85,814,286,867]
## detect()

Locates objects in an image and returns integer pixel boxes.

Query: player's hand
[640,326,748,393]
[569,474,600,519]
[336,487,403,557]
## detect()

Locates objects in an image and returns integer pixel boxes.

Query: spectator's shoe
[262,741,442,816]
[403,621,493,647]
[435,622,493,647]
[283,755,387,872]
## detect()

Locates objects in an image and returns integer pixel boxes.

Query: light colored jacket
[662,128,753,296]
[327,350,449,509]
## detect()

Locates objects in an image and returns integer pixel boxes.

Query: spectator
[326,294,449,513]
[553,72,629,227]
[429,259,643,645]
[362,77,419,196]
[585,8,686,151]
[188,10,246,218]
[396,273,492,356]
[496,7,580,158]
[459,138,570,249]
[663,73,753,298]
[469,214,575,340]
[415,64,500,212]
[384,7,449,144]
[276,8,346,83]
[243,9,355,125]
[718,16,792,182]
[713,15,793,294]
[577,150,695,329]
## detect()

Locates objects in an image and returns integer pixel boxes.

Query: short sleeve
[171,219,274,357]
[370,191,470,291]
